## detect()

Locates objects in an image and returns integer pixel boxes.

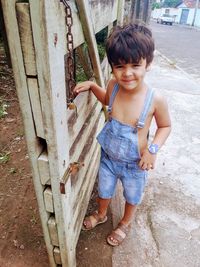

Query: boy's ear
[146,63,151,71]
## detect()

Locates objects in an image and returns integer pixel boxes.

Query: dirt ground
[0,44,112,266]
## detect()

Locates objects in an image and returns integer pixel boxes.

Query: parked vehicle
[157,14,174,25]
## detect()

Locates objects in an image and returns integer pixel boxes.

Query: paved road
[150,20,200,83]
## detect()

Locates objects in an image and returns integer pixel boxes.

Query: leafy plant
[0,99,8,119]
[97,43,106,62]
[152,2,161,10]
[9,167,17,174]
[162,0,181,8]
[0,152,10,164]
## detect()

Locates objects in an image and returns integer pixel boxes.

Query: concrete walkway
[111,51,200,267]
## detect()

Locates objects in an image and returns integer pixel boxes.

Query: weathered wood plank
[89,0,118,33]
[29,1,74,265]
[72,111,104,197]
[1,1,56,266]
[16,3,37,76]
[67,91,97,146]
[117,0,125,26]
[44,187,54,213]
[69,101,102,162]
[73,144,101,246]
[64,0,120,49]
[48,216,59,246]
[27,78,45,139]
[71,112,105,231]
[38,151,51,185]
[101,57,111,85]
[30,0,69,176]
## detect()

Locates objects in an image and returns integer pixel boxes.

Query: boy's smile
[112,58,148,91]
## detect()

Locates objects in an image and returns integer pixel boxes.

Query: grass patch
[9,167,17,174]
[0,98,8,119]
[0,152,10,164]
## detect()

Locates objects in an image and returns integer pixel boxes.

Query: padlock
[67,100,77,117]
[67,101,76,110]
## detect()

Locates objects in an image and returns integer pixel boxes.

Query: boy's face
[112,58,149,91]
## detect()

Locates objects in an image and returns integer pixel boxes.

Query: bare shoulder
[152,89,171,126]
[105,78,117,105]
[153,89,168,109]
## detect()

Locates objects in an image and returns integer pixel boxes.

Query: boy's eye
[115,65,123,68]
[132,64,141,67]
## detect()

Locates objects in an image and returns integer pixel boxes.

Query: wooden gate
[1,0,124,266]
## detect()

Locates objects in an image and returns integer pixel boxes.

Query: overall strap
[108,84,119,113]
[136,88,154,128]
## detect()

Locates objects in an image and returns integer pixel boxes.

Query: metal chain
[61,0,76,106]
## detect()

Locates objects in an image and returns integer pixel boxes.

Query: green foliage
[0,98,8,119]
[75,27,108,82]
[96,27,107,61]
[96,28,108,44]
[0,152,10,164]
[9,167,17,174]
[75,51,88,83]
[152,2,161,10]
[162,0,181,7]
[97,43,106,62]
[76,64,87,83]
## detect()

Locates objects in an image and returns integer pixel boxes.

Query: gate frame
[1,0,125,266]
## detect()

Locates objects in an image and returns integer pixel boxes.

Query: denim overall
[97,84,154,205]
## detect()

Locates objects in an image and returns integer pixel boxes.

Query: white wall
[187,9,195,25]
[151,8,179,20]
[151,6,200,27]
[195,9,200,27]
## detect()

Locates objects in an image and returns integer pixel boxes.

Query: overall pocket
[103,129,132,161]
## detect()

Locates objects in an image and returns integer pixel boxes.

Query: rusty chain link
[61,0,76,109]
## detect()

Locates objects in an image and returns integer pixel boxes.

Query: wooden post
[76,0,105,88]
[117,0,125,25]
[0,1,56,266]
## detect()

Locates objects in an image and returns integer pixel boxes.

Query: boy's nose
[123,68,133,76]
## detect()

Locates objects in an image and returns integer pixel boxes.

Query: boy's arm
[74,79,116,106]
[74,81,107,105]
[139,93,171,170]
[150,93,171,147]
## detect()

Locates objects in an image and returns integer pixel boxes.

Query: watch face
[149,144,159,154]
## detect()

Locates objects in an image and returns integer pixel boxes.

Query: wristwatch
[148,144,159,154]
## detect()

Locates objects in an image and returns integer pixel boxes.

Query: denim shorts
[98,150,147,205]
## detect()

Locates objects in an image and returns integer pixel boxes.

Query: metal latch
[67,98,77,117]
[60,162,84,194]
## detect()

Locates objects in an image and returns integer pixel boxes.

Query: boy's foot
[82,210,107,231]
[107,222,129,246]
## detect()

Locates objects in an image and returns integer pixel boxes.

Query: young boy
[74,22,171,246]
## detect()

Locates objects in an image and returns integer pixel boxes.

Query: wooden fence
[1,0,124,266]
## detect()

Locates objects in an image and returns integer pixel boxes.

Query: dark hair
[106,22,155,67]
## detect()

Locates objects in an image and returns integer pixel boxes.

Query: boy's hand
[138,149,157,171]
[74,81,93,95]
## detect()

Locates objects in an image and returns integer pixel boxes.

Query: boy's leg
[107,202,137,246]
[82,197,111,230]
[120,201,137,226]
[97,197,111,218]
